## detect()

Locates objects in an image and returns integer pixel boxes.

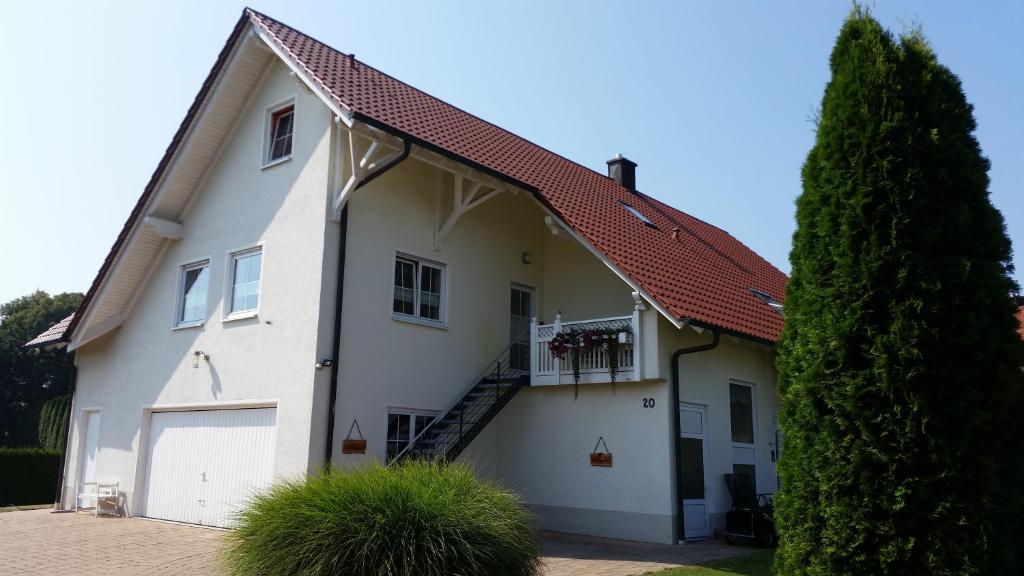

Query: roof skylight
[618,200,656,228]
[750,289,784,315]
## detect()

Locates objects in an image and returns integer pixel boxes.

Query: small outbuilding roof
[24,314,75,348]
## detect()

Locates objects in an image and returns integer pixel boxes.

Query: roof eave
[65,12,255,347]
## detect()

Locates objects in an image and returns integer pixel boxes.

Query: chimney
[607,154,638,193]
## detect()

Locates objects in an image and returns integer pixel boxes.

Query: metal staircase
[392,338,529,463]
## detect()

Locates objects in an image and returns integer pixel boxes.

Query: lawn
[654,549,773,576]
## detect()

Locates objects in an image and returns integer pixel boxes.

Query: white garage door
[143,408,276,527]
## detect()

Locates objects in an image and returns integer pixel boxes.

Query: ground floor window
[386,409,437,462]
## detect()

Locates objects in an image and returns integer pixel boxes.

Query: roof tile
[24,314,75,348]
[249,9,788,342]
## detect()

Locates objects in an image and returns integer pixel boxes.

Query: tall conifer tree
[776,8,1024,575]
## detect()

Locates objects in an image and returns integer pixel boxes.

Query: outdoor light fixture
[315,359,334,371]
[192,351,209,369]
[521,251,533,264]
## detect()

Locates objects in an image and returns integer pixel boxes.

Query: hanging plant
[549,327,626,399]
[607,330,620,387]
[549,329,583,398]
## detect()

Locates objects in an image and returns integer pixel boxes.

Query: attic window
[750,289,784,315]
[618,200,656,228]
[265,103,294,165]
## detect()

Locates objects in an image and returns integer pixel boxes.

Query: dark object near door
[723,472,777,546]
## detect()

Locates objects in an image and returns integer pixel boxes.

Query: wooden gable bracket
[330,122,406,221]
[434,173,503,250]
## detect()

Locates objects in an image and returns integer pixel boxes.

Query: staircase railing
[392,332,530,463]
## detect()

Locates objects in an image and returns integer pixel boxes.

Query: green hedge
[0,448,60,506]
[38,396,69,452]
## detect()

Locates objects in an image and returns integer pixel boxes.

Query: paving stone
[0,509,753,576]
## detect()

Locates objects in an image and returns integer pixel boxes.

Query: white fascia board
[248,21,354,127]
[69,313,125,352]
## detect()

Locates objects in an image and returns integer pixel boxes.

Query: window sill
[392,313,447,330]
[173,321,204,331]
[261,155,292,170]
[222,311,258,323]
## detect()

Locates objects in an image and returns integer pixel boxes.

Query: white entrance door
[143,408,276,527]
[78,411,101,507]
[680,403,710,539]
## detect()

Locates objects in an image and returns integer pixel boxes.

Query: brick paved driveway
[0,509,751,576]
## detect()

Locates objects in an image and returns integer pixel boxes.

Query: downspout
[671,326,720,542]
[324,137,411,466]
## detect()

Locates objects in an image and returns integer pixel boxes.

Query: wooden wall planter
[342,420,367,454]
[590,436,613,467]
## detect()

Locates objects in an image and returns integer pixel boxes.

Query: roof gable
[69,8,788,346]
[248,9,788,342]
[67,16,277,349]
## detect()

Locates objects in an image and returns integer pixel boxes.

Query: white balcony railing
[530,310,643,386]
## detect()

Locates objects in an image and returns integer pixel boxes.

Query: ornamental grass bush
[223,461,541,576]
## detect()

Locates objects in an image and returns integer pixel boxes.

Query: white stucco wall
[657,317,780,530]
[63,60,335,512]
[59,50,780,546]
[328,157,640,467]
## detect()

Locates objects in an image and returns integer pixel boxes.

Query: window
[730,383,755,444]
[176,260,209,327]
[393,255,445,324]
[618,199,657,228]
[386,410,437,462]
[750,288,784,316]
[229,247,262,315]
[266,104,294,164]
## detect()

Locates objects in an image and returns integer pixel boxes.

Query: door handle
[201,472,207,482]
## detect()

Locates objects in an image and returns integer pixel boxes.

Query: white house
[31,9,789,544]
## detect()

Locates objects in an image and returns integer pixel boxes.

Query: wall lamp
[521,251,533,264]
[315,359,334,371]
[192,351,209,369]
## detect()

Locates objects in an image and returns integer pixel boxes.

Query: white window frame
[223,244,264,321]
[391,252,447,328]
[385,407,439,463]
[262,97,295,169]
[173,258,211,329]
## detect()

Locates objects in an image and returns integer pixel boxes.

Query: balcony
[530,311,642,386]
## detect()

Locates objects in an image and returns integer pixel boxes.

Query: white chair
[76,481,120,517]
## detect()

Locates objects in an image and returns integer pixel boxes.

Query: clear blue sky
[1,1,1021,305]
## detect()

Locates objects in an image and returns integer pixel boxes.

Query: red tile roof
[69,9,788,345]
[25,314,75,348]
[1016,306,1023,340]
[248,9,788,343]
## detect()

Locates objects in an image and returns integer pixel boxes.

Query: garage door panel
[143,408,276,527]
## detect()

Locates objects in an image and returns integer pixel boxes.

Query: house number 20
[642,398,656,408]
